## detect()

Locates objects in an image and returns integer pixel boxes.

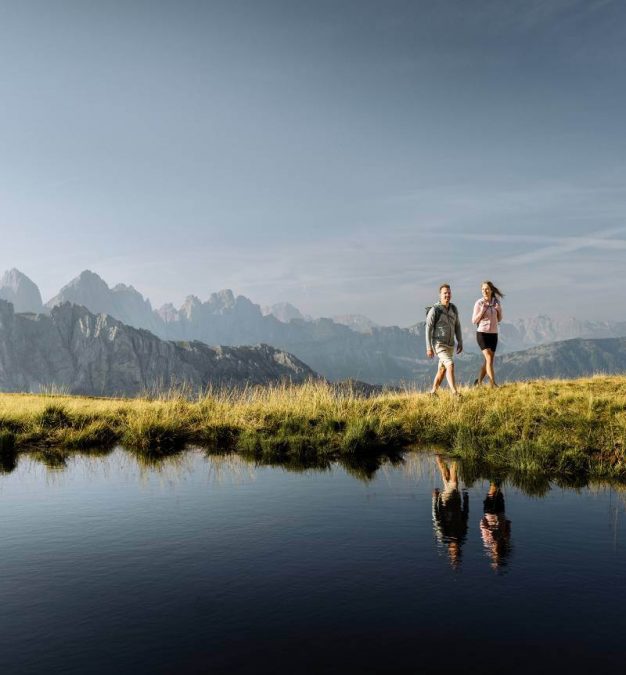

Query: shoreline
[1,375,625,481]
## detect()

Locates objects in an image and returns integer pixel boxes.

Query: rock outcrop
[0,300,317,396]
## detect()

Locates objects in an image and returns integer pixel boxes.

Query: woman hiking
[472,281,503,387]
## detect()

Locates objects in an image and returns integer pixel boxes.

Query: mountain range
[2,268,626,386]
[0,299,314,396]
[494,337,626,381]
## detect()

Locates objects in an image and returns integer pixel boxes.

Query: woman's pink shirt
[472,299,502,333]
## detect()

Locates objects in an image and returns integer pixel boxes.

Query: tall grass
[0,376,625,479]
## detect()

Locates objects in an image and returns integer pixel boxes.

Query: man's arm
[425,308,435,355]
[455,311,463,354]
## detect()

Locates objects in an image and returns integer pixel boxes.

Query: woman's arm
[495,301,503,322]
[472,300,486,325]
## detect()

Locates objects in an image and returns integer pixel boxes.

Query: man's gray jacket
[426,302,463,351]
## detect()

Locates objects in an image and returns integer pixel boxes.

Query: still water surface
[1,448,625,674]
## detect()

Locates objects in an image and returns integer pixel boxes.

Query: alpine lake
[1,446,625,674]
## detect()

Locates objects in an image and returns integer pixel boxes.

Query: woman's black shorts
[476,331,498,352]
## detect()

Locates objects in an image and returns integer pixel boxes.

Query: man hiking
[426,283,463,395]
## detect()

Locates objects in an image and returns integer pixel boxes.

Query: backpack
[425,303,457,327]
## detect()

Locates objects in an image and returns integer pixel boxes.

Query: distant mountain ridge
[31,269,428,382]
[2,268,626,385]
[496,337,626,381]
[0,300,315,396]
[443,337,626,386]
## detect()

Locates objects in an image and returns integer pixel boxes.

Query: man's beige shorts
[435,344,454,368]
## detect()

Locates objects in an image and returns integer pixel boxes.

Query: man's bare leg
[431,364,446,393]
[435,455,450,481]
[445,364,459,394]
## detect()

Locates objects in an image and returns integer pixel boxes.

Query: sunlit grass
[0,375,625,478]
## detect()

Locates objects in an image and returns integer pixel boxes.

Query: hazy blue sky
[1,0,625,324]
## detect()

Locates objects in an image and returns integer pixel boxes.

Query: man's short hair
[439,283,451,292]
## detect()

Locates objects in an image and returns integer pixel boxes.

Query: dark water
[1,449,625,674]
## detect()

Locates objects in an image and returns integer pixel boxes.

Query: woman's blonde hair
[482,280,504,299]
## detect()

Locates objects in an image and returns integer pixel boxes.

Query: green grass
[0,376,626,480]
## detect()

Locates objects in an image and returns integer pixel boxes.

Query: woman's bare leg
[483,348,497,386]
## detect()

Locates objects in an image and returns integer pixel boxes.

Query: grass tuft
[38,404,72,429]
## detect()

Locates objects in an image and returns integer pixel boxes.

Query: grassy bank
[0,376,625,480]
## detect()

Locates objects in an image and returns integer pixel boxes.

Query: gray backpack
[425,303,457,327]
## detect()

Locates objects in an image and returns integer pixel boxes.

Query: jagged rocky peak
[111,282,154,311]
[207,289,236,312]
[46,269,109,309]
[332,314,379,333]
[49,271,152,308]
[0,268,44,314]
[72,269,110,291]
[202,290,262,319]
[112,282,142,297]
[232,293,262,315]
[263,302,306,323]
[158,302,180,323]
[180,295,202,319]
[46,270,159,333]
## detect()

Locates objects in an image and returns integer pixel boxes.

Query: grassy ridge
[0,376,625,479]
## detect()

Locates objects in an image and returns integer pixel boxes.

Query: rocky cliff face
[0,269,44,314]
[46,270,161,334]
[0,300,316,396]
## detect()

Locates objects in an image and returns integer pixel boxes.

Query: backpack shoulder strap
[426,304,443,325]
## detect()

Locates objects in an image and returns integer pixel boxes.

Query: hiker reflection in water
[480,482,512,570]
[432,455,469,569]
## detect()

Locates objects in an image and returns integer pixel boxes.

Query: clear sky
[1,0,625,325]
